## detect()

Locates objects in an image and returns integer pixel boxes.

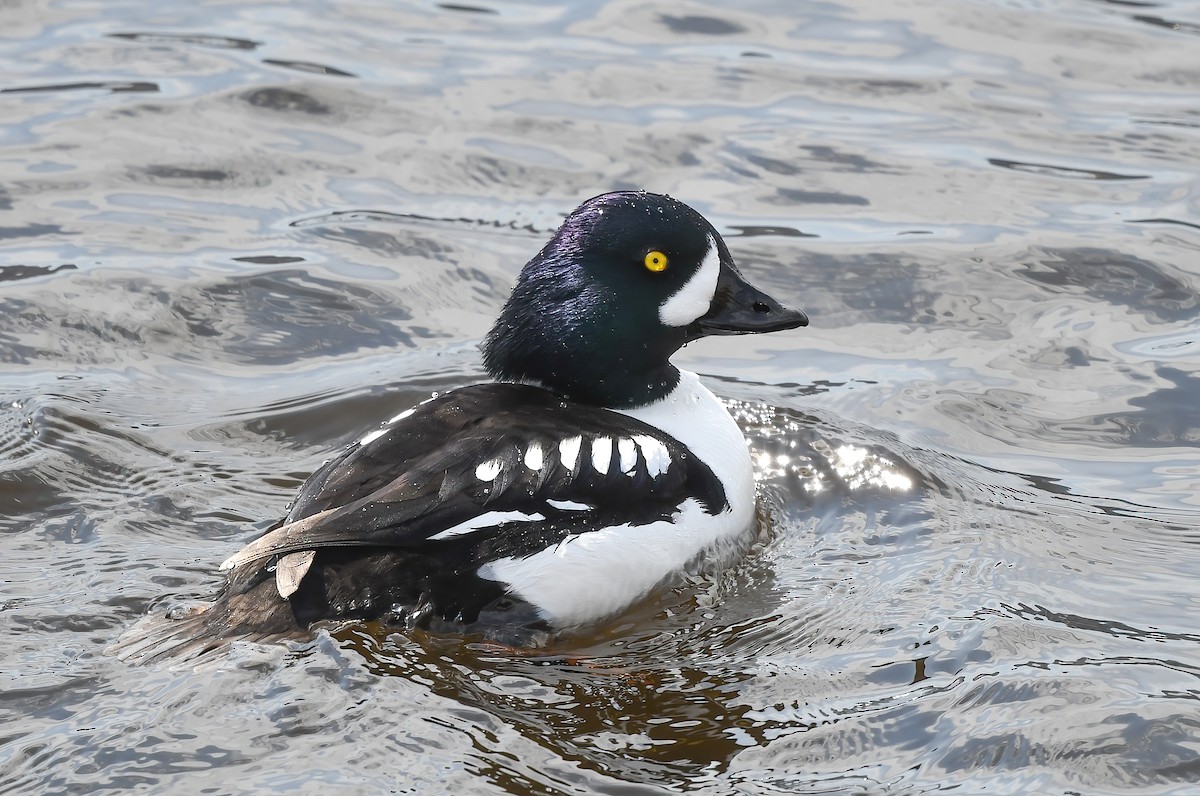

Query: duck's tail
[108,576,309,665]
[107,604,235,665]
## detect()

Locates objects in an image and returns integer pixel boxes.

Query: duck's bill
[690,262,808,337]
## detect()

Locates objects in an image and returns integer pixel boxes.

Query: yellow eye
[643,251,668,272]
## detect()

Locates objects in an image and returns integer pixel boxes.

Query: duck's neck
[483,336,681,409]
[481,280,683,409]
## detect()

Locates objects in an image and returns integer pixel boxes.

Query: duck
[114,190,808,663]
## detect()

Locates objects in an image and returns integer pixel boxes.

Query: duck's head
[482,191,808,408]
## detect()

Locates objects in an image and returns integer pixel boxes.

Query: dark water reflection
[3,0,1199,793]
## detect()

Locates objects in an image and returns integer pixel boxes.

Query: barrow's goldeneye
[114,190,807,662]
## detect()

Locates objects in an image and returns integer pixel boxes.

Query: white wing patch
[659,234,721,327]
[358,427,388,446]
[546,498,591,511]
[633,434,672,477]
[591,436,613,474]
[428,510,547,541]
[387,394,438,425]
[559,436,582,473]
[523,442,544,471]
[617,437,637,474]
[475,458,502,482]
[386,407,415,425]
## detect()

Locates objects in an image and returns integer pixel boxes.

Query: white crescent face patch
[658,234,721,327]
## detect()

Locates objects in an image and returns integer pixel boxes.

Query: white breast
[477,370,757,629]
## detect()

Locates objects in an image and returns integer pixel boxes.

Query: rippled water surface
[3,0,1199,793]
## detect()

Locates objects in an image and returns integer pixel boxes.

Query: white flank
[475,458,502,482]
[524,442,544,471]
[358,427,388,446]
[479,370,757,629]
[591,436,613,474]
[559,436,582,472]
[658,235,721,327]
[633,434,671,477]
[617,437,637,474]
[429,510,546,541]
[546,499,591,511]
[478,499,745,628]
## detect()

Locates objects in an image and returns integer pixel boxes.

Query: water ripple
[2,0,1198,792]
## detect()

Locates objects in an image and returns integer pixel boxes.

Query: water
[2,0,1198,792]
